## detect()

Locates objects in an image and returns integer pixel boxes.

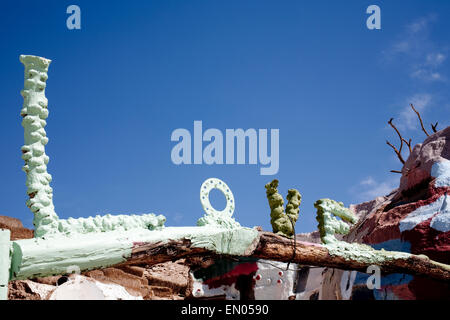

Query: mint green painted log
[0,229,11,300]
[9,226,450,283]
[10,226,260,280]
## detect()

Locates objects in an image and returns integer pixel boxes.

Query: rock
[32,275,62,286]
[10,274,144,300]
[84,268,150,298]
[399,127,450,193]
[0,215,33,240]
[320,126,450,300]
[48,275,142,300]
[295,231,321,243]
[117,265,146,278]
[145,260,191,296]
[81,260,192,300]
[8,280,55,300]
[0,216,23,229]
[148,285,173,299]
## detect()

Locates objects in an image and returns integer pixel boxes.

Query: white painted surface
[295,267,324,300]
[190,273,240,300]
[432,160,450,187]
[190,259,297,300]
[430,194,450,232]
[400,195,448,232]
[340,271,356,300]
[24,280,55,299]
[200,178,235,217]
[254,260,296,300]
[48,275,142,300]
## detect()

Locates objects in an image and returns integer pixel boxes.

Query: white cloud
[355,177,398,202]
[425,53,446,67]
[360,176,376,186]
[410,52,447,82]
[411,68,444,82]
[386,15,433,57]
[399,93,432,130]
[406,15,436,34]
[384,14,447,83]
[390,41,411,55]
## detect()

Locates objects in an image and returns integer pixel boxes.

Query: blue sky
[0,0,449,233]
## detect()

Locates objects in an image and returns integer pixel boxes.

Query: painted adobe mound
[322,126,450,300]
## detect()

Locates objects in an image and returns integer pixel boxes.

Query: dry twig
[386,118,406,164]
[410,104,429,137]
[404,138,412,153]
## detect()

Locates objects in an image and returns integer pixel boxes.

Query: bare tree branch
[386,118,413,172]
[403,138,412,154]
[388,118,404,154]
[410,104,430,137]
[386,140,405,164]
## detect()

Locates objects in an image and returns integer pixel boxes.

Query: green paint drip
[314,198,358,244]
[189,226,259,255]
[197,212,241,228]
[286,188,301,226]
[325,241,411,264]
[314,198,411,263]
[265,180,301,238]
[20,55,59,237]
[57,213,166,235]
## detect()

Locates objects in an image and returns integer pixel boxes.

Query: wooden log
[9,228,450,283]
[10,226,259,280]
[118,232,450,282]
[251,232,450,282]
